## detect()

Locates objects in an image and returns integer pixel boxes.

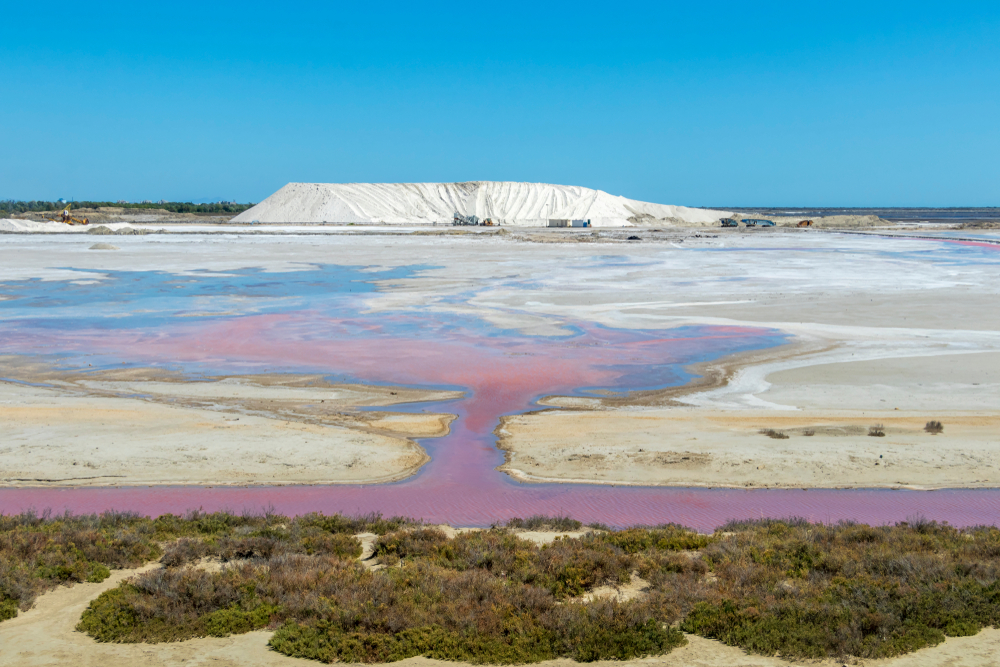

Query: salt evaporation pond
[1,248,999,529]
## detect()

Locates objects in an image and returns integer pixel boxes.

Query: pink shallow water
[3,485,999,533]
[3,260,1000,529]
[3,314,1000,530]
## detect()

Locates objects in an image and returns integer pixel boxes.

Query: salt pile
[233,182,730,227]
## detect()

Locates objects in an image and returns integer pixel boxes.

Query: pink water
[2,263,999,530]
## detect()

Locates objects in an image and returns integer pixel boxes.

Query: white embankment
[233,182,729,227]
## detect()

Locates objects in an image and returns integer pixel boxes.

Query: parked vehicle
[720,218,739,227]
[742,218,775,227]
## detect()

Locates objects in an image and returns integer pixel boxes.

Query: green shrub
[298,512,413,536]
[77,586,145,642]
[271,621,557,664]
[270,608,684,664]
[597,526,711,553]
[372,528,450,562]
[537,537,632,597]
[300,532,363,559]
[204,603,278,637]
[0,598,18,621]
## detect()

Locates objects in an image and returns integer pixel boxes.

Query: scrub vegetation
[5,511,1000,663]
[0,200,253,215]
[0,509,408,623]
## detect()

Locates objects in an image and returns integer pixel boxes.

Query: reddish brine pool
[1,262,997,529]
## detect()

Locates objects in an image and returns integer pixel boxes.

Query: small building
[571,219,591,227]
[548,219,570,227]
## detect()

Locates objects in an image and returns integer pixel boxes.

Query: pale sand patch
[760,351,1000,412]
[515,530,590,545]
[74,376,461,407]
[0,381,441,486]
[498,408,1000,489]
[579,573,651,603]
[499,350,1000,489]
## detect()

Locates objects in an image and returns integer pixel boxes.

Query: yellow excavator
[44,203,90,226]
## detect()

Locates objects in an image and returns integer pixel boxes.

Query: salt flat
[0,227,997,490]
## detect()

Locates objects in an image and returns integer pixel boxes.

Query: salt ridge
[233,182,730,226]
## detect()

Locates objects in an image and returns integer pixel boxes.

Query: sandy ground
[498,407,1000,489]
[3,530,1000,667]
[499,351,1000,489]
[0,363,460,486]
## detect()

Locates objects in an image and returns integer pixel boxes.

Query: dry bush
[0,510,159,618]
[372,528,451,563]
[161,538,211,567]
[1,510,397,622]
[683,519,1000,659]
[868,424,886,437]
[504,515,583,531]
[596,525,712,553]
[925,421,944,435]
[759,428,790,440]
[9,511,1000,664]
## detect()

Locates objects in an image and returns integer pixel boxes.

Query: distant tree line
[0,200,255,215]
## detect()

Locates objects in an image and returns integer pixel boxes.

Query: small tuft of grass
[924,421,944,435]
[868,424,886,437]
[759,428,789,440]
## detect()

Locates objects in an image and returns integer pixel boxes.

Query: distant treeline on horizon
[0,200,255,215]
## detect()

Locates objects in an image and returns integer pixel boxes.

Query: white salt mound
[233,182,730,227]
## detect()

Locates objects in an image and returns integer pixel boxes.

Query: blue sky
[1,1,997,206]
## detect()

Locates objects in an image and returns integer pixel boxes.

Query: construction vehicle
[44,203,90,226]
[452,212,480,226]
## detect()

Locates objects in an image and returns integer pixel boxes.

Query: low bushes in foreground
[7,511,1000,663]
[0,509,410,622]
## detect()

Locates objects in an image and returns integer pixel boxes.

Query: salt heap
[233,182,729,227]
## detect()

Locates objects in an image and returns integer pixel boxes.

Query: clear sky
[1,1,998,206]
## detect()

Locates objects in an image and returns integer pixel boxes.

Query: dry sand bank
[498,407,1000,489]
[0,360,461,487]
[3,533,999,667]
[499,350,1000,489]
